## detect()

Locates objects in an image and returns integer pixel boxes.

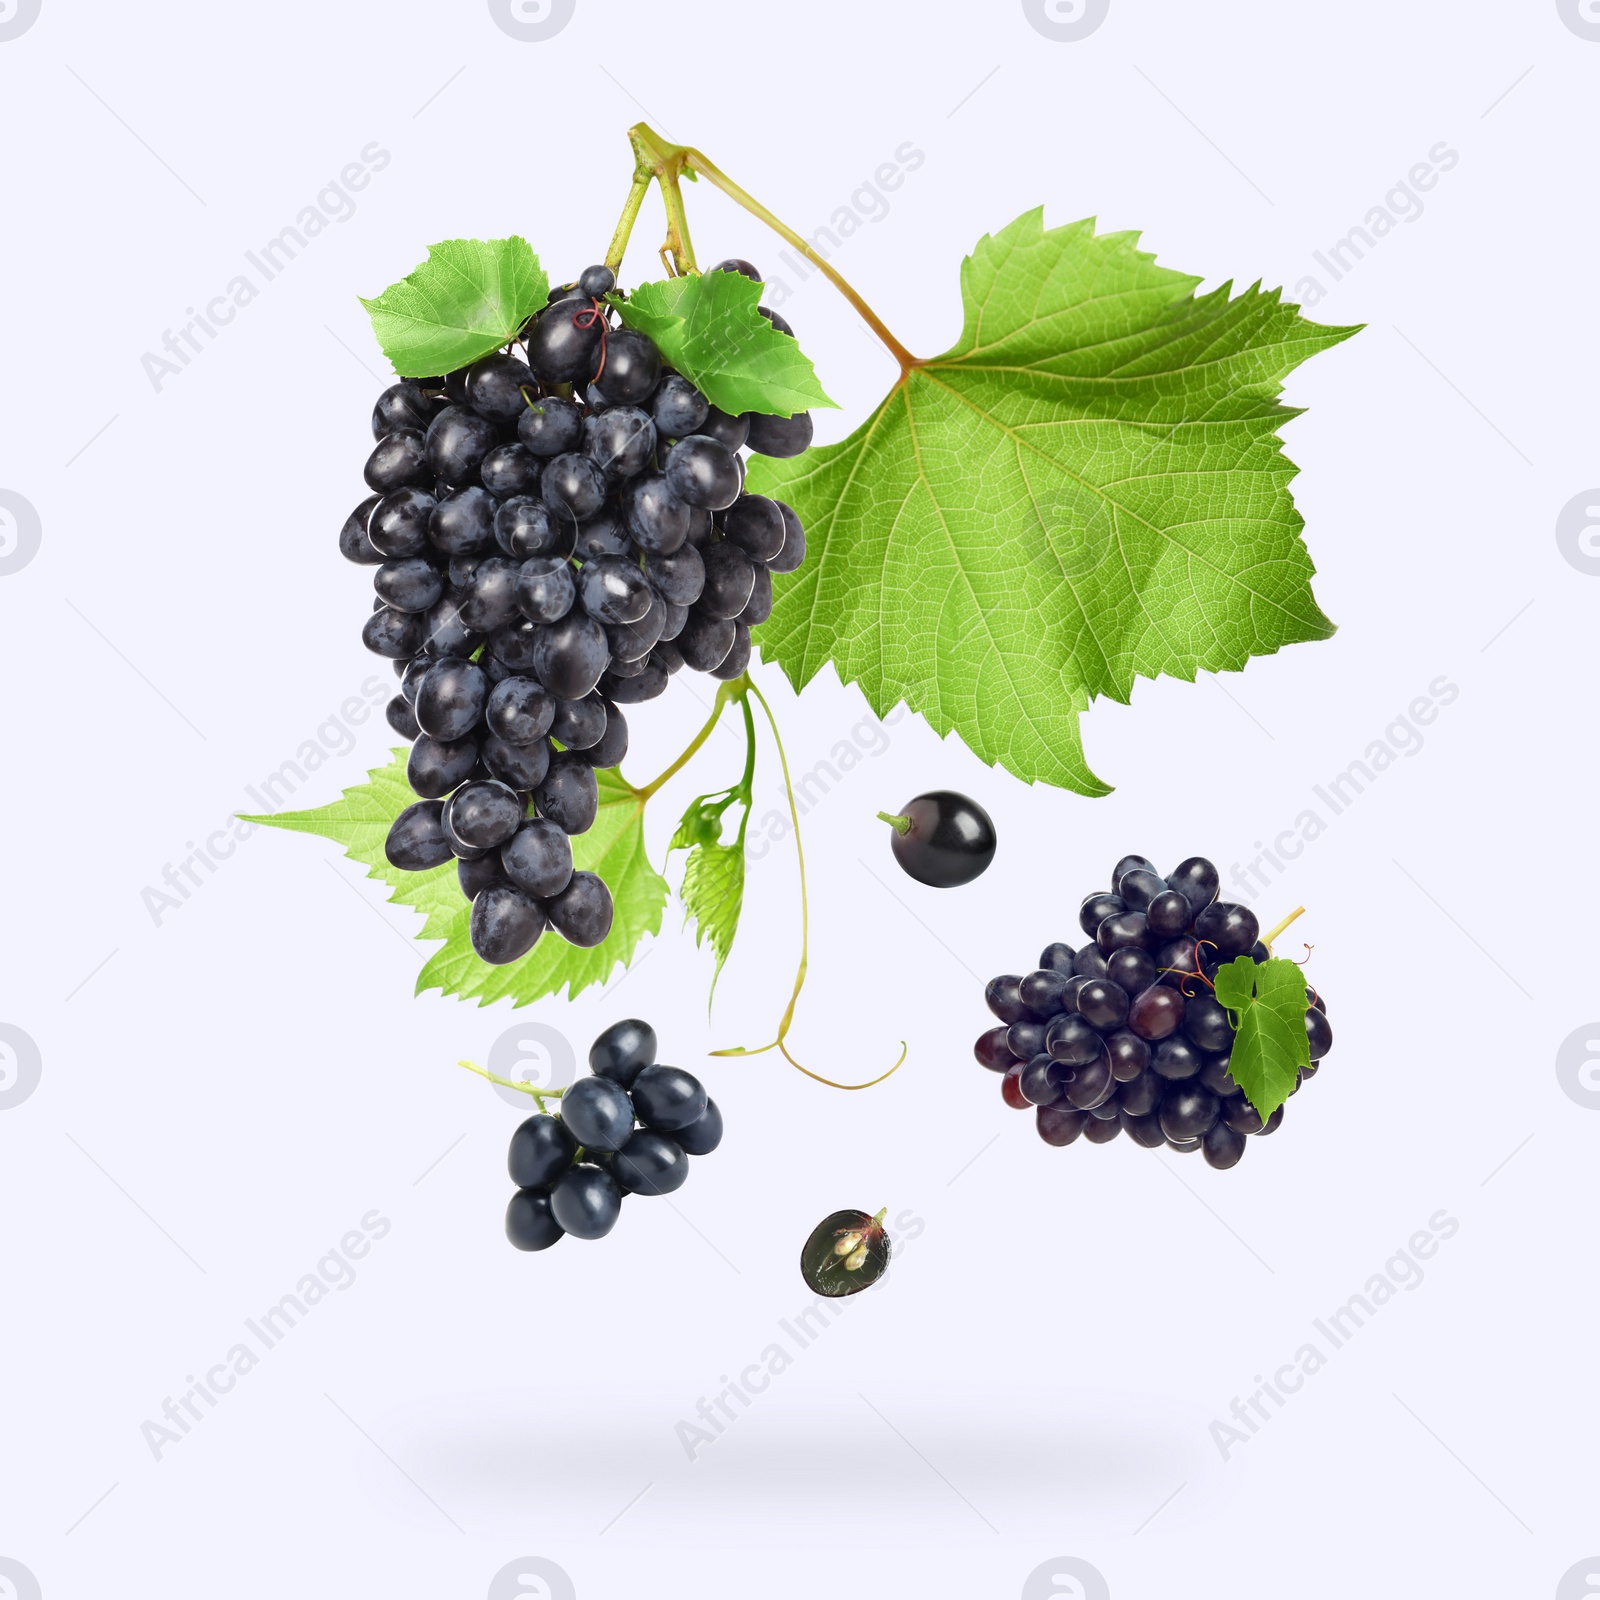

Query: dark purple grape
[708,622,751,681]
[644,544,705,606]
[424,407,498,484]
[1306,1006,1333,1060]
[583,700,628,768]
[550,692,607,751]
[664,435,742,510]
[675,609,735,671]
[591,328,661,406]
[362,606,425,660]
[1071,945,1110,981]
[696,405,749,451]
[1018,969,1070,1017]
[374,557,444,614]
[508,1113,577,1190]
[527,298,602,383]
[464,352,534,423]
[1113,854,1158,886]
[385,800,452,870]
[1152,1037,1203,1080]
[500,817,574,899]
[514,556,576,624]
[429,487,498,556]
[480,442,541,499]
[534,750,599,834]
[367,488,436,558]
[586,406,656,478]
[1146,889,1193,938]
[518,394,584,456]
[1117,869,1167,913]
[650,374,709,438]
[1199,1053,1240,1097]
[630,1064,708,1131]
[1000,1063,1029,1110]
[496,496,565,559]
[1104,1029,1150,1082]
[482,733,551,791]
[1128,985,1185,1041]
[458,854,506,900]
[603,662,670,701]
[620,471,690,554]
[1059,1049,1115,1110]
[975,1027,1019,1072]
[385,695,420,740]
[1156,936,1202,990]
[1194,901,1260,959]
[1077,978,1129,1031]
[1118,1066,1163,1117]
[766,500,807,575]
[1081,1114,1122,1144]
[458,557,521,632]
[698,541,756,619]
[745,410,813,457]
[407,734,478,799]
[1105,947,1158,994]
[560,1074,636,1153]
[470,884,547,963]
[985,975,1031,1024]
[1159,1084,1220,1141]
[1097,911,1153,955]
[1079,891,1125,939]
[505,1188,563,1251]
[365,429,430,492]
[533,611,609,700]
[675,1099,723,1156]
[1038,941,1076,975]
[548,1163,622,1240]
[578,554,652,624]
[340,495,383,564]
[1223,1096,1265,1135]
[1202,1120,1247,1170]
[1184,994,1236,1053]
[613,1130,689,1196]
[1255,1104,1285,1137]
[1121,1109,1167,1148]
[721,495,787,561]
[414,658,488,742]
[1168,856,1220,912]
[711,257,761,281]
[1045,1014,1101,1066]
[1036,1104,1088,1146]
[372,381,435,438]
[541,453,608,524]
[1019,1055,1062,1107]
[1006,1020,1048,1061]
[447,779,524,849]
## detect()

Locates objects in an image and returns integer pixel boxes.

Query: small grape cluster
[505,1019,723,1250]
[974,854,1333,1170]
[343,257,810,965]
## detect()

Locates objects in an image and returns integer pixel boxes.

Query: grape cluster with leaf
[254,122,1353,1106]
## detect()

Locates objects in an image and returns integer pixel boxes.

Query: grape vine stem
[456,1059,564,1111]
[615,123,918,373]
[1261,906,1306,953]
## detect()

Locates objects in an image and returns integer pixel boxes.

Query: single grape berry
[630,1065,708,1131]
[879,792,996,888]
[800,1208,890,1297]
[589,1018,656,1087]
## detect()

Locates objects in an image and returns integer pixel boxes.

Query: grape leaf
[612,272,835,416]
[1212,955,1311,1121]
[748,208,1359,795]
[678,840,745,995]
[361,238,548,378]
[245,751,667,1007]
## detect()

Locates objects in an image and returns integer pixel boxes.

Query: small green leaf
[612,272,835,416]
[1213,956,1311,1121]
[245,751,666,1007]
[750,208,1358,795]
[668,792,731,853]
[360,238,549,378]
[678,840,745,993]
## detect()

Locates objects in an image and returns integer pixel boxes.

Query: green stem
[604,173,651,275]
[457,1058,564,1111]
[877,810,911,836]
[635,679,740,801]
[712,679,905,1091]
[1261,906,1306,953]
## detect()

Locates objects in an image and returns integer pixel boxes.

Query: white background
[1,2,1595,1596]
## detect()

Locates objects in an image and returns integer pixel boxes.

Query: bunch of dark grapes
[341,259,810,964]
[504,1019,722,1249]
[974,854,1333,1170]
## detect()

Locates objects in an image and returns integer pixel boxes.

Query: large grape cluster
[341,259,810,964]
[505,1019,722,1250]
[974,854,1334,1170]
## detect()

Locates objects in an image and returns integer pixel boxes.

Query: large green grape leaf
[244,751,667,1007]
[1213,956,1311,1121]
[612,271,835,416]
[361,238,548,377]
[748,209,1359,795]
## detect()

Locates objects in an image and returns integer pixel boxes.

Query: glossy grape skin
[674,1099,723,1156]
[527,298,602,383]
[984,975,1031,1024]
[577,263,616,297]
[1104,1029,1151,1082]
[1059,1050,1115,1110]
[365,429,430,492]
[1097,911,1154,955]
[1117,869,1167,913]
[758,306,794,336]
[374,557,444,614]
[664,435,742,510]
[1106,947,1158,994]
[1019,969,1070,1018]
[482,733,550,791]
[386,695,420,740]
[534,750,599,834]
[1167,856,1220,911]
[480,442,542,499]
[544,871,613,946]
[424,408,499,484]
[548,692,606,751]
[1166,1134,1202,1154]
[586,406,657,479]
[515,395,583,458]
[708,622,751,682]
[1146,889,1194,938]
[407,734,479,799]
[1203,1120,1247,1170]
[430,487,499,558]
[1072,945,1111,981]
[722,495,787,561]
[508,1113,578,1189]
[1121,1109,1167,1148]
[496,497,565,560]
[999,1063,1029,1110]
[1038,941,1076,975]
[603,662,670,702]
[576,554,651,625]
[584,700,629,769]
[766,500,807,575]
[1199,1053,1241,1097]
[1194,901,1260,959]
[458,854,506,900]
[368,488,437,558]
[1306,1006,1334,1060]
[495,819,572,902]
[698,541,757,619]
[1128,985,1185,1041]
[541,452,608,524]
[385,800,452,870]
[340,495,384,563]
[1118,1066,1163,1117]
[651,373,709,438]
[372,381,435,438]
[414,658,488,742]
[605,597,667,664]
[1255,1104,1285,1137]
[592,329,661,406]
[1036,1103,1088,1146]
[469,884,547,963]
[1180,996,1232,1054]
[975,1027,1019,1072]
[675,609,735,671]
[745,410,813,457]
[464,352,535,423]
[1077,978,1129,1031]
[1006,1020,1049,1061]
[483,678,553,749]
[447,779,524,849]
[696,405,749,451]
[590,1018,656,1085]
[560,1075,636,1152]
[458,557,522,633]
[612,1130,689,1195]
[1222,1096,1266,1135]
[510,556,573,626]
[630,1065,708,1131]
[1019,1055,1063,1107]
[1079,892,1126,938]
[644,544,705,607]
[505,1188,564,1251]
[620,471,690,553]
[1155,936,1202,990]
[1152,1037,1203,1080]
[884,791,996,888]
[399,654,433,705]
[549,1163,622,1240]
[532,611,609,700]
[712,257,762,281]
[1082,1114,1122,1144]
[1159,1084,1221,1142]
[362,606,425,659]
